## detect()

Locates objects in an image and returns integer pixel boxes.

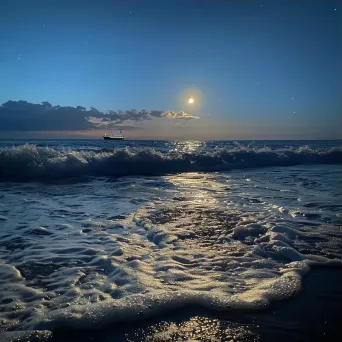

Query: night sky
[0,0,341,139]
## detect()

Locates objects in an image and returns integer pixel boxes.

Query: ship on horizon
[103,130,125,140]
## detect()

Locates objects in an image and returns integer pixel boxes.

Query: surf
[0,144,341,181]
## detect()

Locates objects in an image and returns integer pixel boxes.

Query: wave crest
[0,144,341,181]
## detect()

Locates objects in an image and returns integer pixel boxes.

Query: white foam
[0,164,341,333]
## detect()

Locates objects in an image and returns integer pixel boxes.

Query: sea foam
[0,148,341,335]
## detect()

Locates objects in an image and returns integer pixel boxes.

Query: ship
[103,131,125,140]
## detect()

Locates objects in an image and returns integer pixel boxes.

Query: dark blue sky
[0,0,341,139]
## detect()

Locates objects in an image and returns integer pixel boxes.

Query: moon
[188,97,194,104]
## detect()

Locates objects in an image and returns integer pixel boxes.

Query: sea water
[0,140,341,341]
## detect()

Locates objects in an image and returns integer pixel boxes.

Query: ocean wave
[0,144,341,181]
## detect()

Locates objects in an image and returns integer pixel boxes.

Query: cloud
[0,100,200,131]
[161,111,200,120]
[86,109,199,128]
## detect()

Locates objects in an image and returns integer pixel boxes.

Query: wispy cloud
[161,111,200,120]
[86,109,199,128]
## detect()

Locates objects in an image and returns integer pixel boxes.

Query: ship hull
[103,136,125,140]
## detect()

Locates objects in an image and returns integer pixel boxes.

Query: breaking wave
[0,144,341,181]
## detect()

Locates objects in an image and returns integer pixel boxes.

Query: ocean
[0,139,341,341]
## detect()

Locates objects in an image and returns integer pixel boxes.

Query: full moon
[188,97,194,104]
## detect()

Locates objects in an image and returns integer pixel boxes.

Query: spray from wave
[0,144,341,181]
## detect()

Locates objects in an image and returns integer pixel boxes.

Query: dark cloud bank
[0,100,199,131]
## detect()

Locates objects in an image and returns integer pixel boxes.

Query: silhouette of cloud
[0,100,200,131]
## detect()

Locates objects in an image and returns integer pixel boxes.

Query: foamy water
[0,140,341,339]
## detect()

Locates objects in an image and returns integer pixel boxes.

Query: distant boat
[103,131,125,140]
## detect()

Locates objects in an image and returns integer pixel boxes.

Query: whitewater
[0,139,341,341]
